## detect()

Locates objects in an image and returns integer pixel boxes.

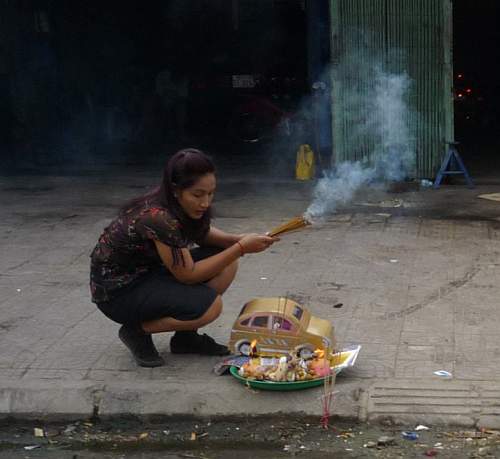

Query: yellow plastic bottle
[295,144,315,180]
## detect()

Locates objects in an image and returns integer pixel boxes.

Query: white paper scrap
[24,445,40,450]
[433,370,452,378]
[415,425,430,431]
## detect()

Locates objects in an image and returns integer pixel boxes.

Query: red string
[320,412,330,429]
[321,391,333,429]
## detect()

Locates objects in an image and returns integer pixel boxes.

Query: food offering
[238,349,331,382]
[227,297,360,391]
[229,346,361,391]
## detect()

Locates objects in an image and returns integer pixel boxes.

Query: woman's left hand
[239,233,279,254]
[239,233,280,244]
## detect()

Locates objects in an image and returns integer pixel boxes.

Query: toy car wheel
[297,346,315,359]
[237,340,252,356]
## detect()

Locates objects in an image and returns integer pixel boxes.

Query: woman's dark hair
[120,148,215,244]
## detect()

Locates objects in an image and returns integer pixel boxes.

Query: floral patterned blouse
[90,205,192,304]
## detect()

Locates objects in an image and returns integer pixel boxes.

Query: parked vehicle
[188,73,306,145]
[227,94,293,144]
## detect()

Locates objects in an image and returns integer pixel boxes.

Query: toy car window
[292,306,303,320]
[251,315,269,328]
[272,316,293,331]
[240,318,250,326]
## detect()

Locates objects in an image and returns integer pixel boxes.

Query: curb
[2,377,500,429]
[0,377,364,421]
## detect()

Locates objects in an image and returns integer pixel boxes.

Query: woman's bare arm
[154,240,241,284]
[154,232,276,284]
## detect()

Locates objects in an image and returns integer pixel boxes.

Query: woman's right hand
[239,233,277,254]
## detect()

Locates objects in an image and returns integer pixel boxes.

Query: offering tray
[229,345,360,391]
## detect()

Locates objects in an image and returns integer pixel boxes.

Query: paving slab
[1,168,500,426]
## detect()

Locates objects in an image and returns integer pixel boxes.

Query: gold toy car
[228,297,335,358]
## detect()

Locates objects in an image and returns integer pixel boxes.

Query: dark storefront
[0,0,331,171]
[2,1,499,179]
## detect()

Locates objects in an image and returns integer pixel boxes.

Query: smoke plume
[306,54,416,220]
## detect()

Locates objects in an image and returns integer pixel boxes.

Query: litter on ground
[478,193,500,202]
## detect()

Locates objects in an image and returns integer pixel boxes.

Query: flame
[314,348,325,359]
[250,339,257,355]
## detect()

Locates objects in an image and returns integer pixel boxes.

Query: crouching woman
[90,148,277,367]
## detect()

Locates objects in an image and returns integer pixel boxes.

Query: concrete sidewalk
[1,169,500,427]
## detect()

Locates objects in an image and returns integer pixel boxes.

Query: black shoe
[118,325,165,367]
[170,331,230,356]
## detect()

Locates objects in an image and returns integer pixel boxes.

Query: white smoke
[305,161,375,219]
[371,69,414,182]
[306,60,416,220]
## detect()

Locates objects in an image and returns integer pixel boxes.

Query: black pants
[96,247,221,326]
